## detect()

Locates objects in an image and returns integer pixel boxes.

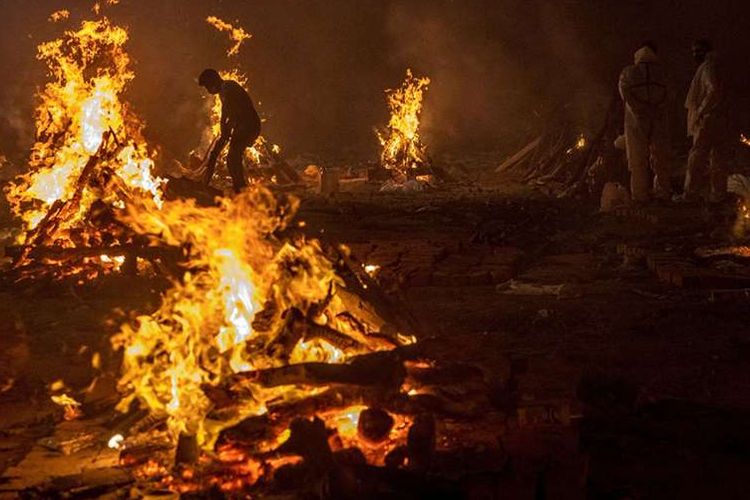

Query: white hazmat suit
[684,52,731,202]
[618,46,671,202]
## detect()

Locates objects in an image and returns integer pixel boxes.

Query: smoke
[1,0,749,161]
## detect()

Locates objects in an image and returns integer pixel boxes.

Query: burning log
[230,350,409,389]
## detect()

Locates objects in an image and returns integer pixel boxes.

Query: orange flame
[4,16,164,243]
[377,69,431,177]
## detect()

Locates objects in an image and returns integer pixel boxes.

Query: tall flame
[4,16,164,241]
[206,16,252,58]
[378,69,431,178]
[112,187,393,446]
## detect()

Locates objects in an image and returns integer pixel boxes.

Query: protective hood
[634,46,659,65]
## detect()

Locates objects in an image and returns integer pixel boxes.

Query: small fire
[741,134,750,147]
[49,10,70,22]
[51,393,83,421]
[378,69,431,179]
[206,16,252,57]
[566,133,587,154]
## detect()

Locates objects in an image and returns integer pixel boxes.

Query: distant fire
[198,16,283,185]
[377,69,431,180]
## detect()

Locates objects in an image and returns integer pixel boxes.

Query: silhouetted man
[198,69,261,193]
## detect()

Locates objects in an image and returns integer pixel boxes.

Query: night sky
[1,0,749,160]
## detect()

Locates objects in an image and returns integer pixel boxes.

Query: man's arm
[618,67,634,105]
[696,62,722,123]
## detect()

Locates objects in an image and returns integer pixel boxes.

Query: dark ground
[1,173,750,498]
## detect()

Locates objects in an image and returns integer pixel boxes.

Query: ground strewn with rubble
[2,176,749,498]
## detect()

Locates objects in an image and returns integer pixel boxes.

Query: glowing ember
[566,133,587,154]
[4,15,165,257]
[378,69,431,179]
[741,134,750,147]
[51,393,83,420]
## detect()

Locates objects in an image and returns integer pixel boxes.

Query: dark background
[1,0,749,162]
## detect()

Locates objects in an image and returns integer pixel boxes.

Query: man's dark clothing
[207,80,261,192]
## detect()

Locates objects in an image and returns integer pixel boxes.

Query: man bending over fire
[198,69,261,192]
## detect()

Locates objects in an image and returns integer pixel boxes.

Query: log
[495,136,541,173]
[230,350,408,389]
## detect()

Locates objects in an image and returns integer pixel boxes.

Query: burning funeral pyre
[3,15,167,282]
[106,184,475,493]
[377,70,434,183]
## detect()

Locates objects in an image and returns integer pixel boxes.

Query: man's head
[692,39,712,64]
[198,68,223,94]
[640,40,658,54]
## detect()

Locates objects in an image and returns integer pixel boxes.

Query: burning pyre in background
[190,16,294,187]
[3,13,165,280]
[377,69,431,181]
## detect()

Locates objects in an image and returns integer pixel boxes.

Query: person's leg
[650,119,672,199]
[226,135,249,193]
[625,117,650,203]
[684,128,711,200]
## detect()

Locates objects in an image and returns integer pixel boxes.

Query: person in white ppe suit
[618,42,671,203]
[683,39,732,203]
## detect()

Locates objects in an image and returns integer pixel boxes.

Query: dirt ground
[2,175,750,498]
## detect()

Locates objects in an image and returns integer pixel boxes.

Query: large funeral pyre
[377,69,432,181]
[3,14,166,282]
[105,184,478,493]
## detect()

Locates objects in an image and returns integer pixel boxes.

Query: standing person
[682,39,732,203]
[618,41,672,203]
[198,69,261,193]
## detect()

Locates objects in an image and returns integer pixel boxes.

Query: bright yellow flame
[51,393,82,420]
[378,69,431,177]
[741,134,750,147]
[4,16,165,245]
[112,186,414,448]
[207,16,252,57]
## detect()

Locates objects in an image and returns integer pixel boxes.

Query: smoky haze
[1,0,749,162]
